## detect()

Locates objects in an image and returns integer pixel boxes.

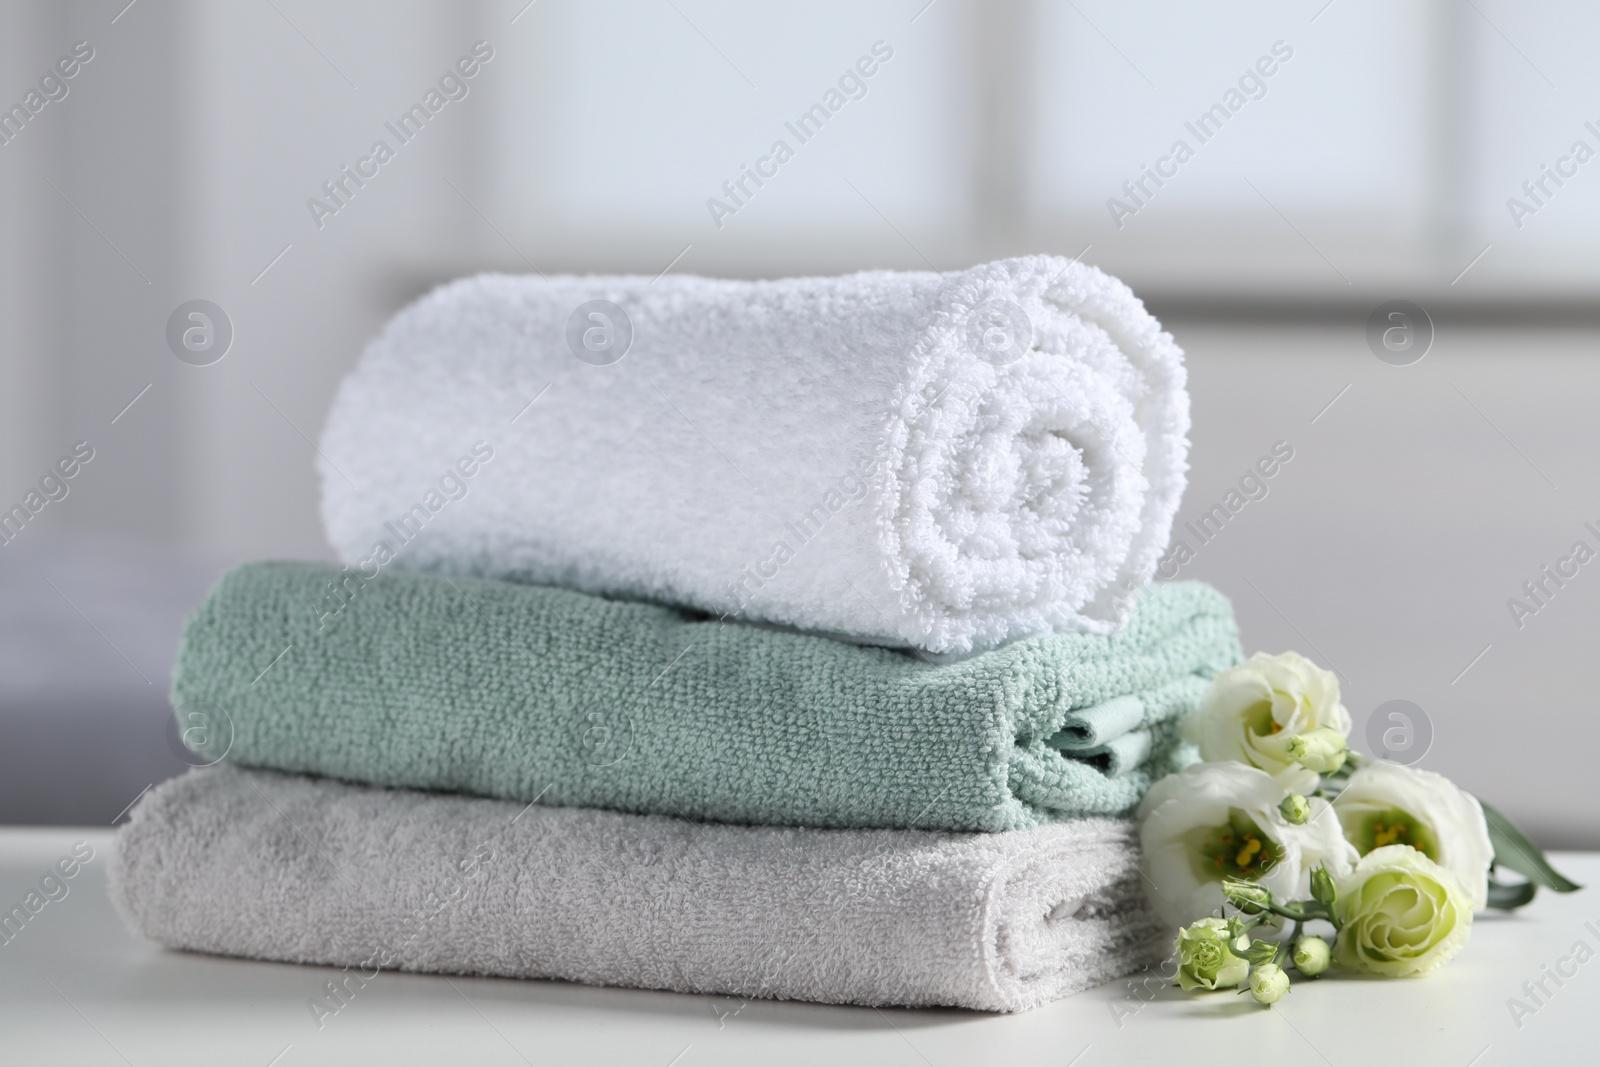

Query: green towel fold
[1044,673,1213,776]
[1048,694,1149,750]
[171,562,1240,832]
[1063,728,1155,777]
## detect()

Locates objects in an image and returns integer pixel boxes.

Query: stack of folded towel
[111,256,1242,1012]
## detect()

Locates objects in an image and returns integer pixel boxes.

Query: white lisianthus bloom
[1335,845,1474,976]
[1183,652,1352,792]
[1173,917,1249,991]
[1137,762,1358,928]
[1332,760,1494,911]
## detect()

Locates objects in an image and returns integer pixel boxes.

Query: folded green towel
[172,563,1240,832]
[1043,672,1211,776]
[1049,694,1149,750]
[1062,726,1155,777]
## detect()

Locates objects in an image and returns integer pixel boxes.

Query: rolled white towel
[319,255,1188,653]
[110,766,1166,1012]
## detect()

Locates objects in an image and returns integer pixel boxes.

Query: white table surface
[0,828,1594,1066]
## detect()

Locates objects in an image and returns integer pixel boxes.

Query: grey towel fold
[110,767,1167,1012]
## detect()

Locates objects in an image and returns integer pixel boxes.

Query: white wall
[1,0,1597,840]
[11,0,1600,562]
[1173,319,1600,847]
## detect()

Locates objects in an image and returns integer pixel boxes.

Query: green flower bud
[1249,962,1291,1005]
[1288,725,1349,774]
[1292,936,1332,977]
[1173,917,1250,992]
[1221,877,1274,914]
[1241,938,1281,967]
[1279,793,1313,825]
[1309,864,1337,908]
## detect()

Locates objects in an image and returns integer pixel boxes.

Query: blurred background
[1,0,1596,843]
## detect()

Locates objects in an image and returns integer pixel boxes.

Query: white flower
[1184,652,1352,792]
[1137,762,1357,928]
[1333,761,1493,911]
[1335,845,1474,976]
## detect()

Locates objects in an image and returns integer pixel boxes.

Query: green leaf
[1485,878,1538,911]
[1481,800,1582,893]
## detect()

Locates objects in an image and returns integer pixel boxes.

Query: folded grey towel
[110,767,1166,1012]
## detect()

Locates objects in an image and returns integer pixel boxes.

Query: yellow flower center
[1355,808,1437,859]
[1187,810,1284,882]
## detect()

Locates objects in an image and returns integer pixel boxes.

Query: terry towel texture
[111,766,1169,1012]
[174,562,1241,832]
[318,256,1190,654]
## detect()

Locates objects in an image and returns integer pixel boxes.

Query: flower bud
[1292,936,1332,977]
[1279,793,1312,825]
[1221,878,1273,914]
[1249,962,1291,1005]
[1288,726,1349,774]
[1309,864,1337,908]
[1241,938,1281,967]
